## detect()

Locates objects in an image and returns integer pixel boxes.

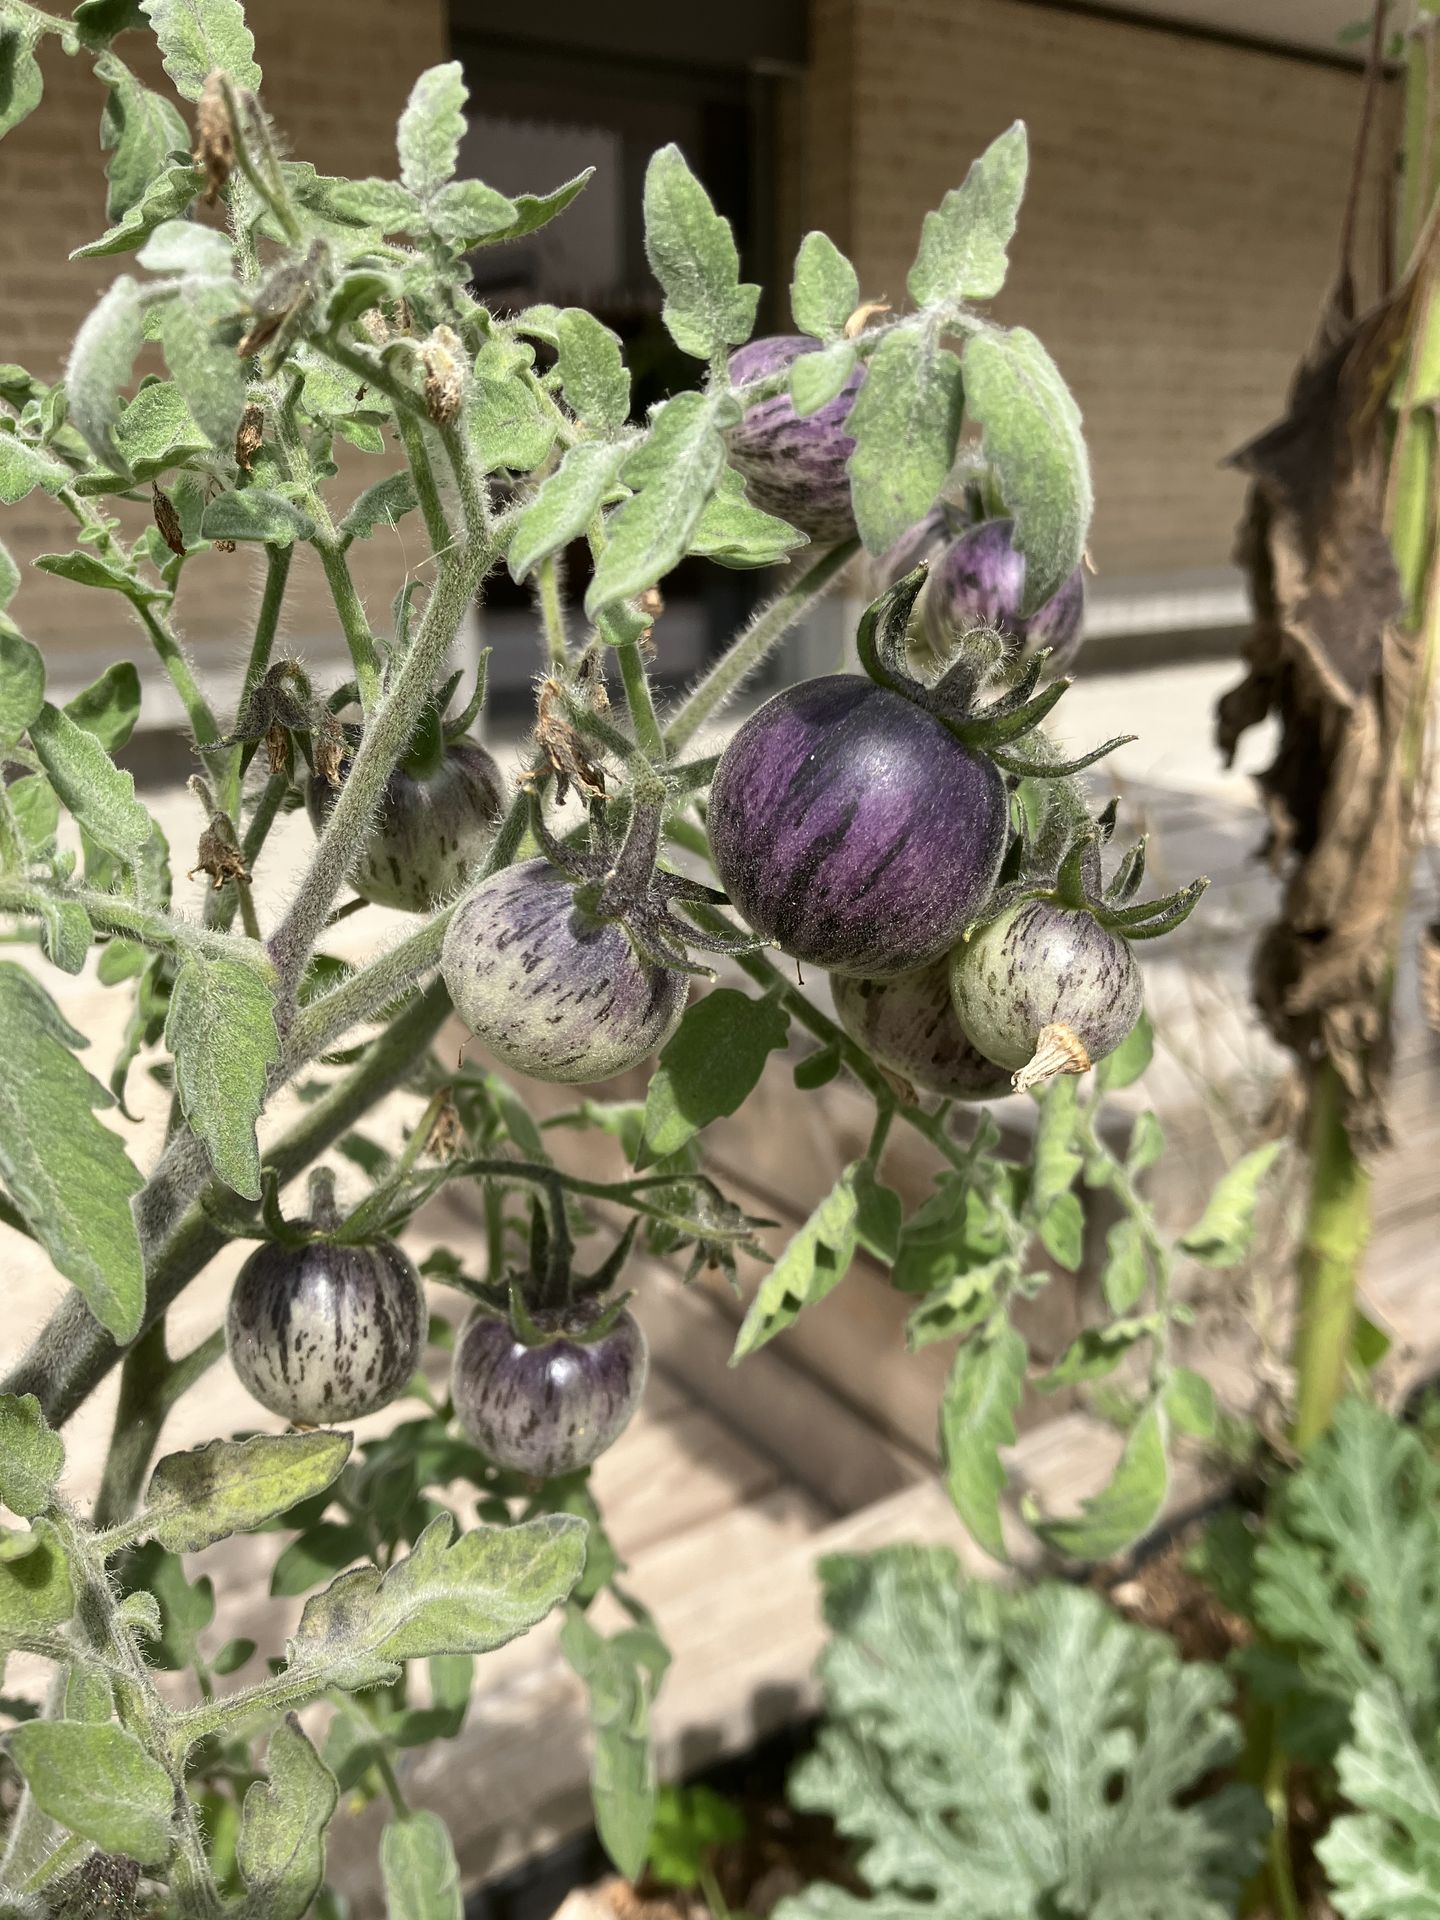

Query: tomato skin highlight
[831,957,1013,1101]
[451,1303,648,1479]
[441,857,688,1084]
[226,1237,424,1425]
[306,735,504,914]
[708,675,1007,978]
[725,335,865,544]
[950,899,1144,1073]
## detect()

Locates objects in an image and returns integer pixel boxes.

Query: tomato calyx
[855,566,1129,780]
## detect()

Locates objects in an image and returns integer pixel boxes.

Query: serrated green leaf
[397,61,466,204]
[157,286,248,457]
[118,1541,213,1670]
[1037,1190,1085,1271]
[286,1512,585,1693]
[311,175,420,231]
[690,464,807,567]
[791,231,859,342]
[0,631,43,748]
[236,1717,338,1920]
[1126,1108,1166,1176]
[1037,1316,1156,1393]
[1096,1011,1153,1090]
[1318,1685,1440,1920]
[64,1660,114,1725]
[465,338,556,476]
[65,274,147,469]
[638,988,788,1169]
[29,702,152,859]
[115,375,214,478]
[165,953,279,1198]
[962,324,1091,611]
[1178,1142,1282,1268]
[0,1396,64,1518]
[0,964,145,1338]
[201,488,314,545]
[96,53,190,223]
[845,326,963,555]
[507,438,629,584]
[585,391,730,616]
[938,1323,1024,1560]
[140,0,259,100]
[380,1808,462,1920]
[786,1550,1266,1920]
[1164,1367,1217,1439]
[35,896,94,975]
[34,548,147,596]
[1030,1075,1082,1214]
[474,168,592,246]
[731,1164,867,1361]
[791,339,858,417]
[340,471,418,543]
[642,144,758,361]
[73,163,204,259]
[7,774,58,857]
[905,1256,1010,1351]
[65,660,140,753]
[0,22,43,142]
[908,121,1028,308]
[1102,1216,1150,1313]
[1036,1402,1168,1560]
[561,1605,669,1879]
[143,1431,351,1554]
[555,308,629,432]
[429,177,518,248]
[0,1518,73,1646]
[0,434,70,506]
[9,1720,173,1863]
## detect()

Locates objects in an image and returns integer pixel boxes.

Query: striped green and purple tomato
[949,899,1143,1075]
[923,517,1084,673]
[441,858,688,1083]
[707,676,1007,977]
[306,735,504,914]
[831,957,1012,1101]
[725,334,865,543]
[226,1235,424,1424]
[452,1300,648,1479]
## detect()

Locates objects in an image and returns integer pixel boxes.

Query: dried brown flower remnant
[426,1090,462,1160]
[189,814,248,890]
[194,71,233,206]
[314,711,348,790]
[214,539,237,553]
[422,324,465,426]
[527,677,606,807]
[152,483,185,558]
[235,403,264,471]
[239,240,327,362]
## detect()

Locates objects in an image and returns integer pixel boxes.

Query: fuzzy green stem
[397,412,454,559]
[0,880,263,967]
[1291,1060,1373,1453]
[537,553,570,666]
[615,638,665,762]
[663,540,857,753]
[316,543,384,711]
[223,544,292,815]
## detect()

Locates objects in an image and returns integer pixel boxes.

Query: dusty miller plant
[0,0,1267,1909]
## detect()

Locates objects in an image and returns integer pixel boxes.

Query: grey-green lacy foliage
[777,1548,1267,1920]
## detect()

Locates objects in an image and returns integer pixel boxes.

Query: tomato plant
[0,2,1296,1911]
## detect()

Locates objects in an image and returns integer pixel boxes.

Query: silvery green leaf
[639,989,789,1168]
[790,339,857,417]
[1102,1216,1150,1313]
[340,471,419,543]
[1317,1685,1440,1919]
[962,324,1092,611]
[507,439,629,585]
[0,535,18,613]
[113,376,213,476]
[555,309,629,433]
[143,1431,351,1554]
[138,219,231,276]
[71,163,204,259]
[311,176,420,232]
[0,1518,73,1646]
[477,168,592,246]
[35,549,148,595]
[286,1512,586,1693]
[165,953,280,1198]
[0,1396,64,1519]
[908,121,1028,307]
[689,465,807,568]
[65,660,140,752]
[65,274,148,469]
[939,1322,1024,1561]
[465,339,556,476]
[791,231,859,342]
[643,144,758,361]
[140,0,260,100]
[0,435,70,506]
[1178,1142,1283,1269]
[561,1607,670,1879]
[428,177,519,249]
[157,285,247,454]
[235,1718,339,1920]
[35,897,94,975]
[9,1721,173,1864]
[1036,1316,1157,1393]
[0,964,145,1340]
[380,1809,463,1920]
[397,61,466,204]
[96,52,189,221]
[201,489,314,545]
[585,391,731,616]
[0,22,43,141]
[0,631,43,748]
[731,1163,867,1361]
[30,702,152,859]
[1034,1402,1169,1560]
[1164,1368,1217,1439]
[845,325,963,555]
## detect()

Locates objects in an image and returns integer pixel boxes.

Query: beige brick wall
[799,0,1396,577]
[0,0,447,692]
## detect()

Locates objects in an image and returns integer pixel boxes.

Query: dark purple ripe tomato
[950,900,1143,1077]
[441,857,688,1083]
[831,958,1011,1101]
[725,335,865,544]
[307,736,504,914]
[451,1300,648,1479]
[708,675,1007,977]
[924,518,1085,673]
[226,1236,424,1424]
